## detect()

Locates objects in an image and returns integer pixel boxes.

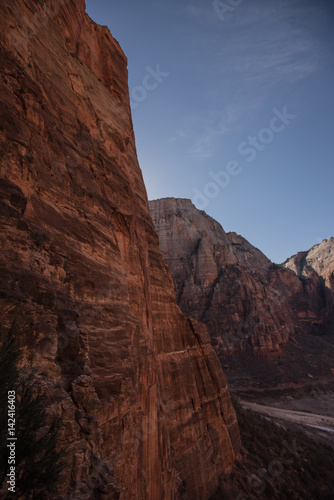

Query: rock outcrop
[283,238,334,330]
[284,238,334,284]
[149,198,295,358]
[0,1,240,498]
[149,198,333,364]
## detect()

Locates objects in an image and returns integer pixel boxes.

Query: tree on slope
[0,323,65,499]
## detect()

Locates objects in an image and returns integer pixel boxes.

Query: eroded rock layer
[149,198,293,358]
[284,238,334,331]
[284,238,334,299]
[149,198,332,361]
[0,1,240,498]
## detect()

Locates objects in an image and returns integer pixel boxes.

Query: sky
[85,0,334,263]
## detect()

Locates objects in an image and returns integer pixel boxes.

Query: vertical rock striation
[284,238,334,288]
[283,238,334,331]
[0,1,240,498]
[149,198,333,364]
[149,198,294,358]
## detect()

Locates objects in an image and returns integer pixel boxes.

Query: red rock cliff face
[283,238,334,331]
[149,198,332,362]
[149,198,295,358]
[284,238,334,285]
[0,1,240,498]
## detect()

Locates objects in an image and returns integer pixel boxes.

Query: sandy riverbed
[241,400,334,448]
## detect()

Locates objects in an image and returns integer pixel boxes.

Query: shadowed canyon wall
[0,1,240,498]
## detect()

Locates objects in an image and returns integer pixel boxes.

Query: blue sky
[85,0,334,263]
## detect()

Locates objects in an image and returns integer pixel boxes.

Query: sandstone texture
[150,198,294,358]
[149,198,333,363]
[0,1,240,498]
[284,238,334,301]
[284,238,334,284]
[283,238,334,333]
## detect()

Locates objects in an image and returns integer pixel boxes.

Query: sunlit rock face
[284,238,334,288]
[0,1,240,498]
[149,198,333,361]
[283,238,334,330]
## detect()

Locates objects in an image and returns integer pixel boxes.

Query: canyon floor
[241,397,334,449]
[221,329,334,390]
[211,396,334,500]
[223,328,334,450]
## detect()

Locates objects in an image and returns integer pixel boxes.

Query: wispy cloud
[214,32,320,86]
[228,0,326,30]
[174,0,326,159]
[170,111,235,159]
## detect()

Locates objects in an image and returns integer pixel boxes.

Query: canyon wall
[0,1,240,498]
[284,238,334,285]
[149,198,332,361]
[283,238,334,332]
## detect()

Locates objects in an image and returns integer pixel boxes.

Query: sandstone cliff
[283,238,334,333]
[149,198,333,369]
[0,1,240,498]
[284,238,334,284]
[284,238,334,304]
[149,198,295,358]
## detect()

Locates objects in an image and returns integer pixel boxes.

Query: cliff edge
[0,1,240,498]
